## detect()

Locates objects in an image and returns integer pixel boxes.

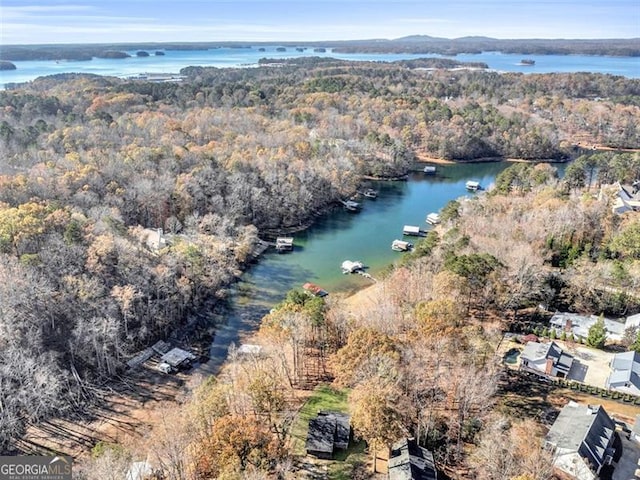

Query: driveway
[561,342,614,388]
[613,432,640,480]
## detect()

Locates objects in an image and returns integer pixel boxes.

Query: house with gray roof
[388,438,437,480]
[605,351,640,396]
[550,312,625,342]
[545,402,616,480]
[612,181,640,214]
[520,341,573,378]
[305,411,350,459]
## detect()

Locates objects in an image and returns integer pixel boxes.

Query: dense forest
[76,161,640,479]
[1,59,639,459]
[2,36,639,61]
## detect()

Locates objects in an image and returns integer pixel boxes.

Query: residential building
[606,351,640,395]
[520,341,574,378]
[305,411,350,459]
[388,438,437,480]
[545,402,616,480]
[549,312,625,342]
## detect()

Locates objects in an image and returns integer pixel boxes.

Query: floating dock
[275,237,294,252]
[426,213,441,225]
[391,239,413,251]
[403,225,424,236]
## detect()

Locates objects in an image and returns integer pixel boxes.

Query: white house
[549,312,625,342]
[520,341,574,378]
[605,351,640,395]
[612,181,640,214]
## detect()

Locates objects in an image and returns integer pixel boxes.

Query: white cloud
[1,4,96,19]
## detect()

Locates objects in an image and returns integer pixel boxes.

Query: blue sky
[1,0,639,45]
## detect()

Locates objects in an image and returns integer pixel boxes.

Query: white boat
[466,180,481,191]
[391,239,413,252]
[426,213,441,225]
[403,225,422,236]
[423,166,436,174]
[341,260,365,274]
[342,200,361,211]
[363,188,378,199]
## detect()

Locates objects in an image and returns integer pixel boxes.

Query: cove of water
[200,160,551,373]
[1,47,639,88]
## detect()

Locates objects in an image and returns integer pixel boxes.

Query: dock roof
[161,347,196,368]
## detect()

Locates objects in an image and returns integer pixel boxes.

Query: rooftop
[388,438,437,480]
[608,351,640,390]
[160,347,196,368]
[546,402,615,464]
[305,411,350,456]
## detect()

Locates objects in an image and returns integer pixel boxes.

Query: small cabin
[423,165,437,174]
[391,239,412,252]
[403,225,422,236]
[275,237,294,252]
[465,180,481,191]
[426,213,441,225]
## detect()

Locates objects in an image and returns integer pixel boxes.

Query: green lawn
[290,384,370,479]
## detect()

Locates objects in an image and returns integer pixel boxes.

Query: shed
[160,347,196,369]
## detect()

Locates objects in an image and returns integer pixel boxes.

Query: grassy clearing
[290,384,350,456]
[290,384,371,479]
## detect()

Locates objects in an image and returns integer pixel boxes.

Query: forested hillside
[1,59,639,454]
[76,162,640,479]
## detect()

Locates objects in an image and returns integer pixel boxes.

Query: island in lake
[0,61,17,70]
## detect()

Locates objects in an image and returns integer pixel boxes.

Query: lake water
[1,47,639,88]
[201,161,525,372]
